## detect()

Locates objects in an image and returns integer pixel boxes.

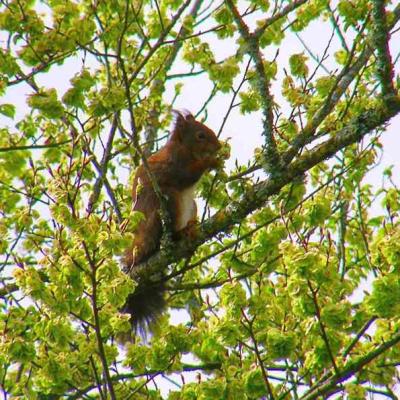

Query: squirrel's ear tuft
[171,109,194,141]
[171,110,185,141]
[171,109,185,135]
[180,109,195,121]
[172,109,194,124]
[171,109,184,125]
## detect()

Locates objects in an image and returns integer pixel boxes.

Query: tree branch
[307,280,339,374]
[254,0,308,39]
[83,241,116,400]
[131,94,400,279]
[86,114,119,217]
[283,2,400,164]
[0,140,72,153]
[67,362,222,399]
[371,0,397,96]
[225,0,281,174]
[128,0,193,85]
[282,42,372,165]
[142,0,205,156]
[300,327,400,400]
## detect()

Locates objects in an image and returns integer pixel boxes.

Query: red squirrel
[122,110,221,334]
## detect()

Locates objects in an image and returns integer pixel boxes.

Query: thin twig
[0,140,72,153]
[86,114,119,216]
[254,0,307,39]
[82,241,116,400]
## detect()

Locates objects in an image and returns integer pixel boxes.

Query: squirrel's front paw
[177,219,199,241]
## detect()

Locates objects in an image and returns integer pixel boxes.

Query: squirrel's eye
[196,131,206,140]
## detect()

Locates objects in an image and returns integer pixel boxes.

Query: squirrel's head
[170,110,221,159]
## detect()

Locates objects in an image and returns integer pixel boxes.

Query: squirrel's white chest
[176,185,197,231]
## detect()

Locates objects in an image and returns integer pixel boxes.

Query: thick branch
[131,95,400,278]
[225,0,281,173]
[342,317,377,358]
[283,2,400,164]
[282,43,372,165]
[300,327,400,400]
[371,0,396,96]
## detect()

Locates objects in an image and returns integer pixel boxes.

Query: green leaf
[239,90,260,113]
[345,383,366,400]
[195,335,226,363]
[0,103,16,118]
[9,339,36,362]
[62,69,95,108]
[367,274,400,318]
[266,329,296,360]
[289,53,309,77]
[198,379,226,400]
[27,89,64,119]
[244,369,266,398]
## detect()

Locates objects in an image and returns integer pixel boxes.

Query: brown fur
[122,111,221,334]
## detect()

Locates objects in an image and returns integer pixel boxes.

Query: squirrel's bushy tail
[122,279,166,337]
